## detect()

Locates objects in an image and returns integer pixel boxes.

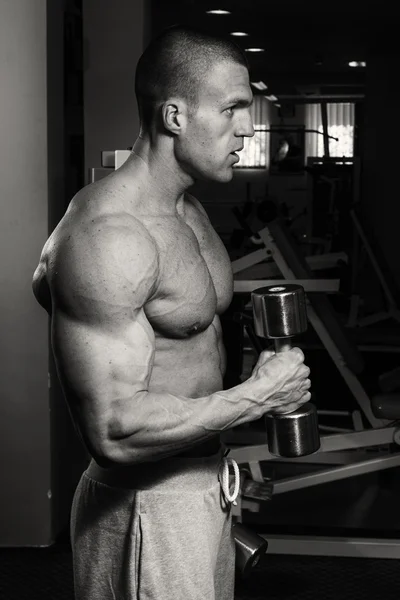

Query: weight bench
[226,218,400,559]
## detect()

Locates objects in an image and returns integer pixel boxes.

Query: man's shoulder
[45,209,159,312]
[49,201,159,282]
[62,181,157,247]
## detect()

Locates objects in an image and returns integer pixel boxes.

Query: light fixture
[230,32,249,37]
[206,9,231,15]
[349,61,366,67]
[251,81,268,91]
[264,94,278,102]
[245,48,265,53]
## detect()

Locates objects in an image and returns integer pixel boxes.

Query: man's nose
[237,114,255,138]
[246,119,255,138]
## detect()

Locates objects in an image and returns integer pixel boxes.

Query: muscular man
[32,25,311,600]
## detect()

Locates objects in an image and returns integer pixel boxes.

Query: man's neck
[117,135,194,214]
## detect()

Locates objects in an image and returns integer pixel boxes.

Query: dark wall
[47,0,89,540]
[361,44,400,301]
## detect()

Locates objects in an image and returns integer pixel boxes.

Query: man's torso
[35,174,234,455]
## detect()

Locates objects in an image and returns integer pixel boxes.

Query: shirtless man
[32,25,311,600]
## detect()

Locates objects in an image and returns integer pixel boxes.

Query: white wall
[83,0,150,173]
[0,0,51,545]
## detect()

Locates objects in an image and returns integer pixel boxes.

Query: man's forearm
[106,378,264,465]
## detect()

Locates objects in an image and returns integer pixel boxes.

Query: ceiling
[151,0,398,103]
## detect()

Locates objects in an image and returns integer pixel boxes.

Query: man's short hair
[135,25,249,132]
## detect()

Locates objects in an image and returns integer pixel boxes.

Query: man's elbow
[94,433,177,467]
[77,427,117,469]
[85,433,116,468]
[86,411,146,468]
[92,435,141,468]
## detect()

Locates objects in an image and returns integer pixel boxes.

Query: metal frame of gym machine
[227,221,400,559]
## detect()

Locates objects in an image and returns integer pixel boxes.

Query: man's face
[175,61,255,183]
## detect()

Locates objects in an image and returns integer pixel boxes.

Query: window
[305,103,355,158]
[235,96,270,168]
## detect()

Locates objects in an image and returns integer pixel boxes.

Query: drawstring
[219,456,240,505]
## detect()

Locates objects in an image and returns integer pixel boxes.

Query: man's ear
[161,98,187,135]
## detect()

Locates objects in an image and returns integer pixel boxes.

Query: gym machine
[227,218,400,560]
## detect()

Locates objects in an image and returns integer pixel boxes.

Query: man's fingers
[260,349,275,360]
[290,347,304,361]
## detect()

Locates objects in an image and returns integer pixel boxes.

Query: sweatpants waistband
[85,445,227,491]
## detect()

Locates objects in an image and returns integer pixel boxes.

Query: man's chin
[194,166,234,184]
[210,169,234,183]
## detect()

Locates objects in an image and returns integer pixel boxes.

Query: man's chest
[143,209,233,336]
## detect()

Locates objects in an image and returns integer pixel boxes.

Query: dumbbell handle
[274,337,298,417]
[274,338,292,353]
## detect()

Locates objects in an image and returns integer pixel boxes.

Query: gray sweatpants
[70,448,235,600]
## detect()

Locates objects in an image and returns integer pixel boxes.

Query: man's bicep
[51,307,156,459]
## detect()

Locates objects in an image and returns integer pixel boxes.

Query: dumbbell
[233,522,268,578]
[251,284,320,458]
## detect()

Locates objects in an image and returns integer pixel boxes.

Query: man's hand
[248,347,311,415]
